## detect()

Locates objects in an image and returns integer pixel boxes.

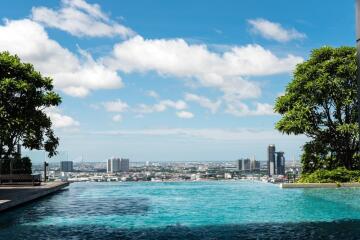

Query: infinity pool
[1,181,360,239]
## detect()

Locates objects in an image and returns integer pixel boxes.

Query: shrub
[0,157,32,174]
[298,167,360,183]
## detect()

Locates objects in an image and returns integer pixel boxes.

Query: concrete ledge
[280,182,360,188]
[0,182,69,212]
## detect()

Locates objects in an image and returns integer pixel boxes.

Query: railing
[0,174,41,185]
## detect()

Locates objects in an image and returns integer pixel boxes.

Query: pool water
[1,181,360,239]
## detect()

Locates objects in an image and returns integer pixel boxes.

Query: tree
[0,52,61,166]
[274,46,358,173]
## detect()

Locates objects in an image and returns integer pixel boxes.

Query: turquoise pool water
[2,181,360,239]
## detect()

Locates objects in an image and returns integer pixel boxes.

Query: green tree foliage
[299,167,360,183]
[275,46,358,173]
[0,156,32,174]
[0,52,61,164]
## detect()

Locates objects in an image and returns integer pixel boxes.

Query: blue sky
[0,0,355,163]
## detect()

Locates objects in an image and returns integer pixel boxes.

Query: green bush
[298,167,360,183]
[0,157,32,174]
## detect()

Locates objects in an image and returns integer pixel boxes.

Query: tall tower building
[236,158,252,172]
[107,159,111,173]
[243,159,251,171]
[268,144,276,176]
[236,159,243,171]
[60,161,73,172]
[120,158,129,172]
[107,157,130,173]
[107,157,120,173]
[276,152,285,175]
[250,157,260,172]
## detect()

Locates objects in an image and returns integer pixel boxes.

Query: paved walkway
[0,182,69,212]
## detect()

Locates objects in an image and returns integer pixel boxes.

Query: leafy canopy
[298,167,360,183]
[0,51,61,160]
[275,46,358,172]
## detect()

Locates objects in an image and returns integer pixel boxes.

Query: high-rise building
[267,144,286,176]
[236,158,251,172]
[268,144,276,176]
[120,158,129,172]
[107,157,120,173]
[107,159,112,173]
[60,161,73,172]
[243,159,251,171]
[107,157,130,173]
[236,159,243,171]
[276,152,285,175]
[250,159,260,172]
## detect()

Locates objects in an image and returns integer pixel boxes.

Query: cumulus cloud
[105,36,302,104]
[146,90,160,99]
[31,0,135,38]
[184,93,221,114]
[176,111,194,119]
[112,114,122,122]
[0,0,305,115]
[225,101,275,117]
[45,108,80,129]
[135,100,187,114]
[0,19,123,97]
[107,36,302,77]
[102,99,129,112]
[248,18,306,42]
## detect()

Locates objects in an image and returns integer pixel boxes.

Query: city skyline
[0,0,354,162]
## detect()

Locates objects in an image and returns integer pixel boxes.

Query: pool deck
[0,181,69,212]
[281,182,360,188]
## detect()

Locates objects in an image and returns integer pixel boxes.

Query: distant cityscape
[31,144,301,183]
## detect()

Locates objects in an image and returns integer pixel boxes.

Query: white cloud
[0,19,123,97]
[103,99,129,112]
[146,90,160,99]
[225,101,275,117]
[31,0,135,38]
[106,36,303,102]
[92,128,306,141]
[176,111,194,119]
[112,114,122,122]
[161,100,187,110]
[45,108,80,129]
[108,36,302,77]
[0,1,304,111]
[135,100,187,114]
[185,93,221,113]
[248,18,306,42]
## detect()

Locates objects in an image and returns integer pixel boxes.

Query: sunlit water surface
[2,181,360,239]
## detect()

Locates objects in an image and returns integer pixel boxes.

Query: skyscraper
[236,158,252,172]
[276,152,285,175]
[250,158,260,172]
[236,159,243,171]
[268,144,276,176]
[243,159,251,171]
[120,158,129,172]
[60,161,73,172]
[107,157,120,173]
[107,157,130,173]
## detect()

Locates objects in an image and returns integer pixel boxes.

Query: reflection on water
[2,181,360,239]
[1,221,360,239]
